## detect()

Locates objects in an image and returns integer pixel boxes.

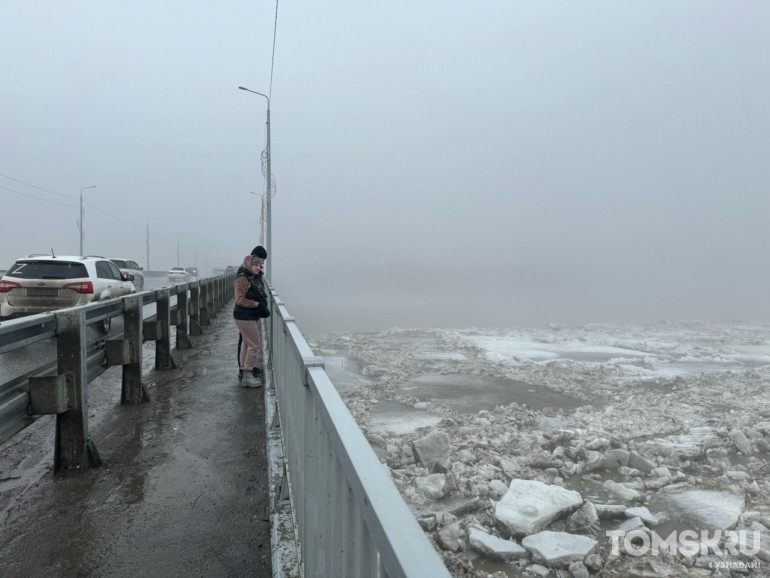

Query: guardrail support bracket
[28,373,76,415]
[106,339,133,366]
[143,320,166,341]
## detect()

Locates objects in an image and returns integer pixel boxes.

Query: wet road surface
[0,306,271,577]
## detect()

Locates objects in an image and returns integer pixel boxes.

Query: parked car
[110,258,144,290]
[0,255,136,332]
[167,267,190,284]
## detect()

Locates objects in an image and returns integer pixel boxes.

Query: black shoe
[252,367,262,378]
[238,370,244,381]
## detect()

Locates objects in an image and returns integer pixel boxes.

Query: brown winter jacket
[233,254,265,320]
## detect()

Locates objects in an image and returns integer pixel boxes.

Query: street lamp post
[238,85,272,281]
[146,217,158,271]
[79,185,96,255]
[248,191,265,245]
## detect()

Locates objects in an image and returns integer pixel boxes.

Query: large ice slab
[495,479,583,535]
[468,525,527,561]
[652,489,745,530]
[522,531,598,567]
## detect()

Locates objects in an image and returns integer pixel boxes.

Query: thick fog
[2,2,768,334]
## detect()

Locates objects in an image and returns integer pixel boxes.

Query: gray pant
[235,319,262,371]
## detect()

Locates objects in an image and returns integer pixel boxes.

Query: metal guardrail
[1,272,450,575]
[0,274,235,467]
[265,285,451,578]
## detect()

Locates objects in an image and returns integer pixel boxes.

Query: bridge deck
[0,309,272,577]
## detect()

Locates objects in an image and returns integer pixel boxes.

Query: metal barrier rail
[2,273,451,575]
[266,286,451,578]
[0,274,235,468]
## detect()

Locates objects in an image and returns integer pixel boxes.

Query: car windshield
[8,261,89,279]
[111,259,128,268]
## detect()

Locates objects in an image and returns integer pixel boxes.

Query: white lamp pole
[248,191,264,244]
[238,86,272,281]
[79,185,96,255]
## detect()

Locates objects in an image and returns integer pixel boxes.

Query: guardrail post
[206,279,217,318]
[121,294,149,404]
[220,276,227,309]
[190,281,202,336]
[200,282,211,326]
[211,277,219,311]
[53,309,101,472]
[216,276,223,310]
[155,288,177,369]
[176,285,192,349]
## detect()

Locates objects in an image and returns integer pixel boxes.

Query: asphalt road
[0,298,272,577]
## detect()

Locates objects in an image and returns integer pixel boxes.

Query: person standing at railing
[233,251,270,387]
[236,246,268,382]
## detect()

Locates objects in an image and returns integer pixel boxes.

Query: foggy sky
[2,1,768,334]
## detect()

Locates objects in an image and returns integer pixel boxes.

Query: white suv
[0,255,136,331]
[110,258,145,290]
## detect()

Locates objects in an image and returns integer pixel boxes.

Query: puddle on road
[397,374,586,413]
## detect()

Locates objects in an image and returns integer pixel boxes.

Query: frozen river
[310,320,770,577]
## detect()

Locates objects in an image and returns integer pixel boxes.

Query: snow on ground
[309,321,770,577]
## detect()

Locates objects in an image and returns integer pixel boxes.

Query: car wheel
[100,317,112,334]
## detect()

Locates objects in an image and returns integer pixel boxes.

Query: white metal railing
[265,286,451,578]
